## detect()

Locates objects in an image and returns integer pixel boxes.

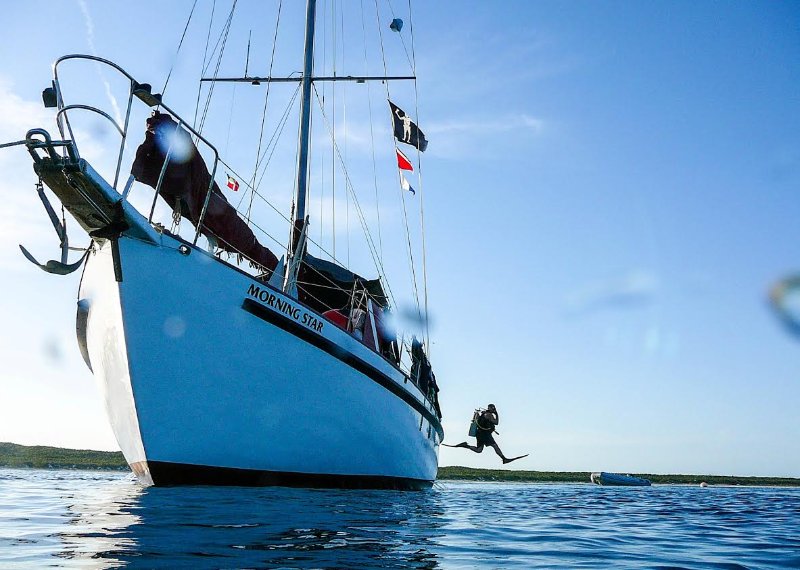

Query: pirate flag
[389,101,428,152]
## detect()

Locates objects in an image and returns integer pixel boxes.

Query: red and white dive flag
[400,173,416,195]
[226,175,239,191]
[396,148,414,171]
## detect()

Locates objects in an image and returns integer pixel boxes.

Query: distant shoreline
[437,466,800,487]
[2,442,798,486]
[0,442,129,471]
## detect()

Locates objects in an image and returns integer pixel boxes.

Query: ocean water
[0,469,797,569]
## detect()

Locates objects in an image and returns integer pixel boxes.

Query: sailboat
[8,0,442,489]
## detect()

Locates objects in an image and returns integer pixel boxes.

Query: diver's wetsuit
[475,412,496,446]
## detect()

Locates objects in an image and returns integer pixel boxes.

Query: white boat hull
[79,235,441,488]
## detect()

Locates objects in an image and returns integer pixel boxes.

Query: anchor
[19,180,90,275]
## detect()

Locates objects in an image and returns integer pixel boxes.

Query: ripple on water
[0,470,798,568]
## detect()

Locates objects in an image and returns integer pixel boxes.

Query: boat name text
[246,284,324,332]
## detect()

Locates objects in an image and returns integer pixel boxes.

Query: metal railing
[24,128,79,164]
[49,54,220,246]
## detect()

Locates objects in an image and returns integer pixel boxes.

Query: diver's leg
[453,442,484,453]
[490,442,509,462]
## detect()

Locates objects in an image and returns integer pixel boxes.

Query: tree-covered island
[2,443,798,486]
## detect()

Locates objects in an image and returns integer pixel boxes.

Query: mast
[292,0,317,244]
[202,0,413,250]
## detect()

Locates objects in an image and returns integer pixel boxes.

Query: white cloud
[427,114,543,136]
[312,108,546,163]
[425,113,545,159]
[564,269,659,316]
[311,118,392,159]
[0,78,52,142]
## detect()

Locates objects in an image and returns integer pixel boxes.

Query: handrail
[54,54,138,83]
[52,55,135,155]
[51,54,221,164]
[56,105,125,136]
[48,54,220,233]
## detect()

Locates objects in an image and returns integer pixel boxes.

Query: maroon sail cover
[130,111,278,274]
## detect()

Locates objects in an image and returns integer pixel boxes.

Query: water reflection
[50,473,142,567]
[57,476,446,568]
[4,472,798,568]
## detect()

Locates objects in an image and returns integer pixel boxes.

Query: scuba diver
[445,404,528,464]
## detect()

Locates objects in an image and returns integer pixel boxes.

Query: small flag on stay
[400,173,416,195]
[389,101,428,152]
[396,148,414,171]
[226,175,239,191]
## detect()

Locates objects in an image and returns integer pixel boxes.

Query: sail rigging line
[244,30,252,77]
[311,86,398,310]
[197,0,238,136]
[224,28,253,158]
[197,2,236,135]
[222,27,250,161]
[339,0,351,268]
[330,0,338,259]
[198,213,286,271]
[161,0,199,97]
[180,157,293,259]
[295,218,395,316]
[193,0,217,130]
[223,84,237,158]
[384,0,413,68]
[0,140,28,149]
[226,216,288,254]
[251,80,302,191]
[318,0,328,249]
[215,86,302,245]
[395,156,422,314]
[360,0,384,262]
[406,0,430,347]
[239,77,299,191]
[219,153,295,229]
[198,2,237,78]
[372,0,422,318]
[246,0,284,223]
[227,80,301,221]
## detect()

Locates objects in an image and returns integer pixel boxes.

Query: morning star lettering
[246,284,324,332]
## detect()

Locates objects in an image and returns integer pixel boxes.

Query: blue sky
[0,1,798,477]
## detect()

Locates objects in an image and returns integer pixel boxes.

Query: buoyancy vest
[476,412,495,432]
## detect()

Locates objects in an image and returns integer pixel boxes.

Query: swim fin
[502,454,529,464]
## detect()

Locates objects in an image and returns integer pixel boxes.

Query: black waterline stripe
[241,298,444,439]
[145,460,433,490]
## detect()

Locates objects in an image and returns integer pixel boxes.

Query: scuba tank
[468,408,482,437]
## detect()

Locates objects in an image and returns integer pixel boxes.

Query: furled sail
[131,112,278,274]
